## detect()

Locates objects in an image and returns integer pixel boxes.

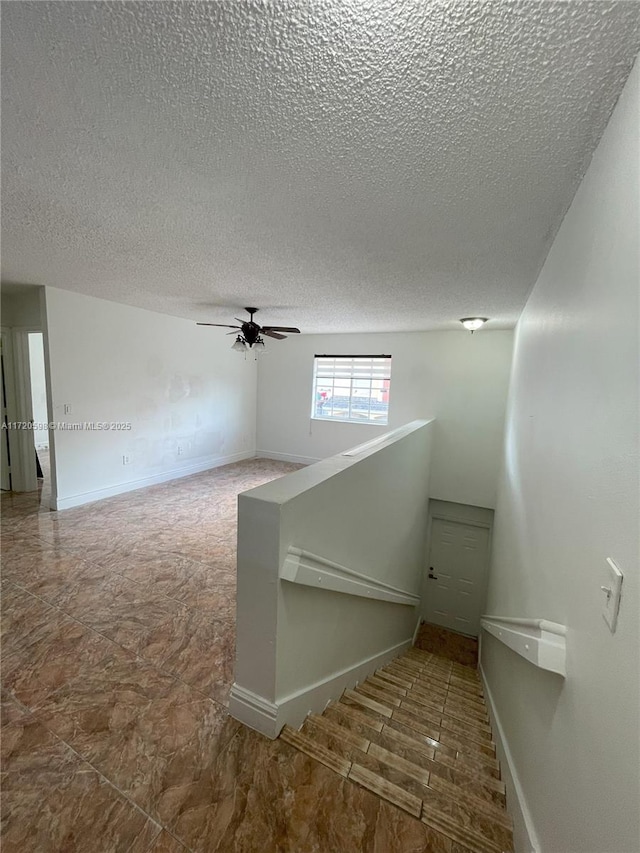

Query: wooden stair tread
[301,716,512,848]
[339,693,500,769]
[348,763,422,818]
[394,653,483,684]
[325,705,506,801]
[351,684,496,753]
[389,662,485,699]
[280,725,350,777]
[279,648,513,853]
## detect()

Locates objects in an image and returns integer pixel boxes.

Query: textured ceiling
[2,1,639,333]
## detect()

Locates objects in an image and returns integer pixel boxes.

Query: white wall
[44,287,257,508]
[0,286,42,328]
[482,59,639,853]
[232,421,434,737]
[257,330,513,509]
[28,333,49,449]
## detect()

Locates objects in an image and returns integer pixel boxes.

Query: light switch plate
[602,558,623,633]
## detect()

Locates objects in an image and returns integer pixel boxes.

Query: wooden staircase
[280,647,514,853]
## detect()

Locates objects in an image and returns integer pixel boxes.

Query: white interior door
[424,518,490,636]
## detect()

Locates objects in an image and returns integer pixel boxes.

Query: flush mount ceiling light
[460,317,489,333]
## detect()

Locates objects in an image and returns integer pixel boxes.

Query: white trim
[3,328,38,492]
[479,662,540,853]
[412,615,422,645]
[1,327,19,491]
[255,450,320,466]
[53,450,254,510]
[310,416,388,427]
[341,420,432,456]
[39,289,58,510]
[430,512,491,530]
[230,637,413,739]
[228,685,279,736]
[480,616,566,677]
[281,546,420,606]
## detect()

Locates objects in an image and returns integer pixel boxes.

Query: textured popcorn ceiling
[2,1,639,333]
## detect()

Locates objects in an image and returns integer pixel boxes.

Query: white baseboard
[228,685,279,736]
[412,615,423,644]
[255,449,320,466]
[229,636,413,739]
[479,662,540,853]
[52,450,254,511]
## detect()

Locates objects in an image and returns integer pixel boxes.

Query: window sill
[310,416,389,426]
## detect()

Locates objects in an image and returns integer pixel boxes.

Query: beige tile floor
[1,459,456,852]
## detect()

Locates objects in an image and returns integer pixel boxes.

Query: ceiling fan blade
[196,323,242,328]
[261,326,300,333]
[262,330,287,340]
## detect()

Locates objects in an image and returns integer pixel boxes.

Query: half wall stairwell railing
[480,615,567,677]
[229,419,435,738]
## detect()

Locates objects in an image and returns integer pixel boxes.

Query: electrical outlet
[177,444,184,455]
[63,403,72,415]
[122,454,132,465]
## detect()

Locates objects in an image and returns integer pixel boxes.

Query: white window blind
[312,355,391,424]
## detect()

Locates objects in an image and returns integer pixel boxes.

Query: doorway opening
[28,332,51,503]
[0,325,53,504]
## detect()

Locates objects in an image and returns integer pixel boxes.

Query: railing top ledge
[481,615,567,637]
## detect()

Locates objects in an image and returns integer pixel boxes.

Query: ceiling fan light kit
[197,307,301,354]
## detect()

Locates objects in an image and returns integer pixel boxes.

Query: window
[311,355,391,424]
